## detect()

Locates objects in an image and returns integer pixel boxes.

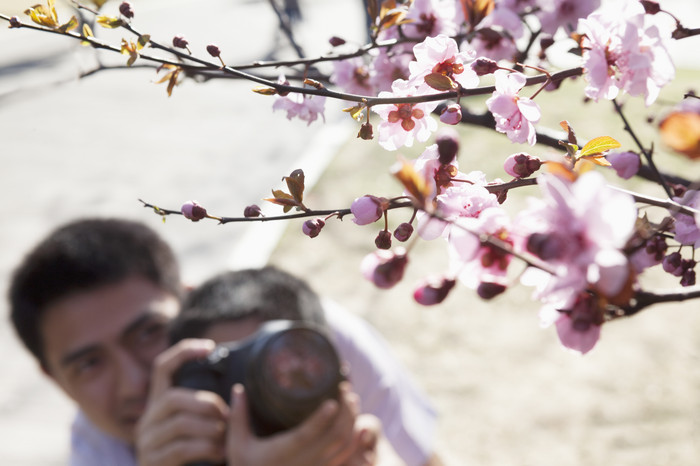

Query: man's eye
[136,323,166,344]
[75,355,102,376]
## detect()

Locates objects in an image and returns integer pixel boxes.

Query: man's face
[40,276,178,444]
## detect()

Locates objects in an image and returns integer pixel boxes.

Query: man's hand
[136,339,229,466]
[226,381,362,466]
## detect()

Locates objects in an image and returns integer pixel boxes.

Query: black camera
[173,320,345,438]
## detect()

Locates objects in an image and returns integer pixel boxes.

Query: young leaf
[579,136,621,157]
[343,105,365,121]
[57,15,78,33]
[391,158,430,208]
[264,190,298,213]
[559,120,577,145]
[424,72,456,91]
[284,169,305,204]
[137,34,151,50]
[252,87,278,96]
[81,23,94,46]
[97,15,124,29]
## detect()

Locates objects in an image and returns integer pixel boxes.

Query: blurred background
[1,0,699,464]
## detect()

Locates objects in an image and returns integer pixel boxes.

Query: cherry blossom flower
[672,190,700,247]
[403,0,458,39]
[369,48,412,93]
[578,0,675,106]
[517,171,637,311]
[272,74,326,125]
[486,70,541,145]
[407,34,478,90]
[373,79,439,150]
[537,0,599,34]
[470,7,524,62]
[330,57,375,97]
[552,292,603,354]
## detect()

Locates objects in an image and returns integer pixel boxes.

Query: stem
[612,98,673,197]
[624,287,700,316]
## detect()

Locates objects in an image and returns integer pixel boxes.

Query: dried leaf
[559,120,577,145]
[659,111,700,159]
[424,72,456,91]
[579,136,621,158]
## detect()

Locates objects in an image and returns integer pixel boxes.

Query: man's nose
[114,348,150,399]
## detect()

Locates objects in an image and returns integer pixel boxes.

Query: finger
[149,339,216,399]
[144,410,226,453]
[139,436,225,466]
[318,383,358,460]
[141,387,229,427]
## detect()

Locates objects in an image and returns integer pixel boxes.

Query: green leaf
[579,136,621,158]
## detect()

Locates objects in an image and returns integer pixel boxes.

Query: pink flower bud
[172,35,189,49]
[243,204,262,218]
[119,1,134,19]
[413,276,456,306]
[375,230,392,249]
[471,57,499,76]
[439,104,462,125]
[503,153,542,178]
[9,16,21,28]
[206,44,221,58]
[329,36,346,47]
[477,282,507,300]
[361,248,408,289]
[435,128,459,165]
[662,252,684,276]
[181,200,207,221]
[351,195,385,225]
[302,218,325,238]
[606,151,640,179]
[393,222,414,242]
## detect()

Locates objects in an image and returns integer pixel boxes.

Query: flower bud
[243,204,262,218]
[361,248,408,289]
[181,200,207,221]
[606,151,640,179]
[662,252,684,276]
[351,195,385,225]
[302,218,325,238]
[413,276,456,306]
[9,16,21,28]
[439,104,462,125]
[119,1,134,18]
[477,282,507,300]
[172,35,189,49]
[681,268,696,287]
[357,122,373,140]
[206,44,221,58]
[471,57,499,76]
[329,36,346,47]
[503,153,541,178]
[435,128,459,165]
[375,230,392,249]
[393,222,414,242]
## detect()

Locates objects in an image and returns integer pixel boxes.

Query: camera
[173,320,345,438]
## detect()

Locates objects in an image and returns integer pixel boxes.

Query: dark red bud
[329,36,346,47]
[243,204,262,218]
[477,282,507,300]
[681,269,696,287]
[357,122,374,140]
[9,16,21,28]
[471,57,499,76]
[206,44,221,58]
[302,218,325,238]
[435,129,459,165]
[181,201,207,222]
[119,1,134,19]
[393,222,414,242]
[640,0,661,14]
[172,35,189,49]
[375,230,392,250]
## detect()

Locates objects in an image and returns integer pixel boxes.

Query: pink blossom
[516,171,637,310]
[272,74,326,125]
[373,79,439,151]
[672,190,700,247]
[470,7,524,62]
[606,151,640,179]
[537,0,599,34]
[408,34,478,90]
[440,104,462,125]
[330,57,375,96]
[351,195,386,225]
[361,248,408,289]
[369,48,412,93]
[402,0,458,40]
[553,292,603,355]
[578,1,675,106]
[486,71,541,145]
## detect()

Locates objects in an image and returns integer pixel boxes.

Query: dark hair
[9,218,181,365]
[169,266,326,343]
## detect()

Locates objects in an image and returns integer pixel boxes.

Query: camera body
[174,319,345,437]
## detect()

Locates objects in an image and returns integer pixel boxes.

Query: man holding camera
[9,218,440,465]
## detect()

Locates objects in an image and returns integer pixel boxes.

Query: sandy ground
[1,0,700,465]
